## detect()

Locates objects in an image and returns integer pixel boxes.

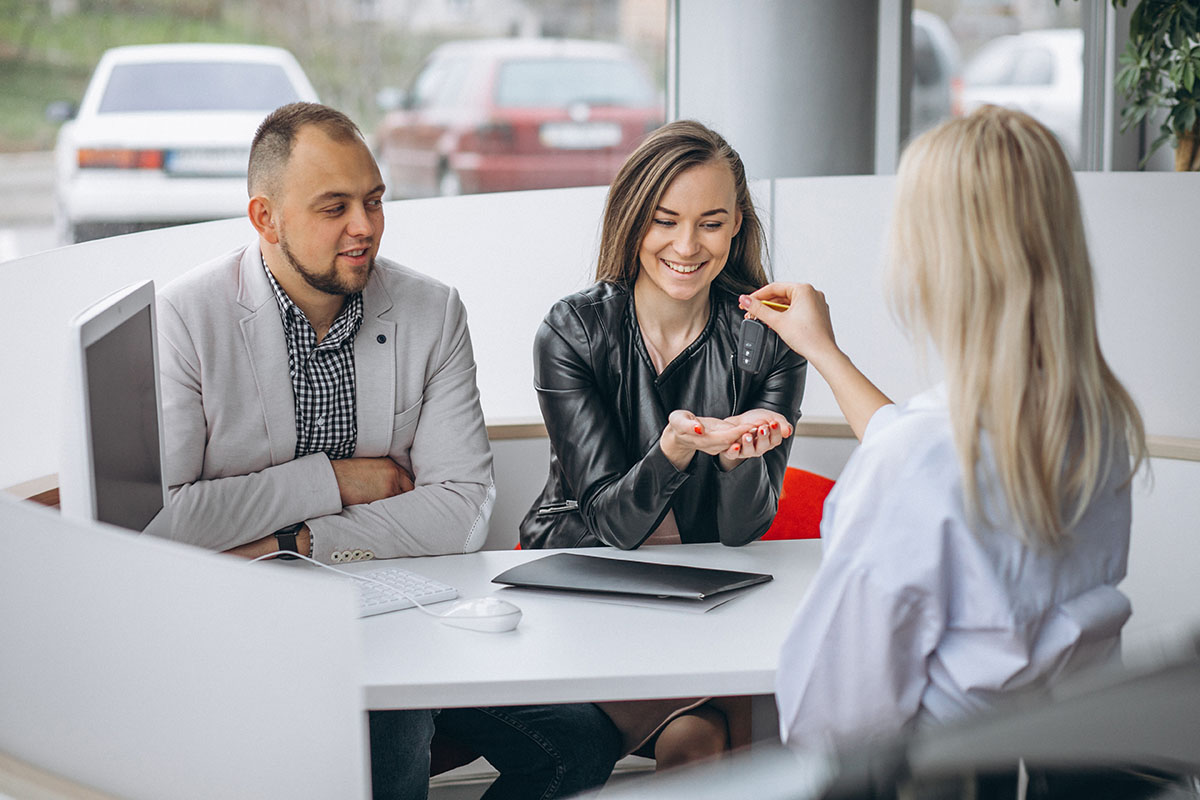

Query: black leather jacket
[519,282,807,550]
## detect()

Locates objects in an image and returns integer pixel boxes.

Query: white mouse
[438,596,523,633]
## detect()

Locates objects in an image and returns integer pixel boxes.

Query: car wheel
[438,167,462,197]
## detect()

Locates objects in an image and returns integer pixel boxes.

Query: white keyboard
[350,566,459,618]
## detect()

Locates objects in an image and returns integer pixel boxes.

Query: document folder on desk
[492,553,772,600]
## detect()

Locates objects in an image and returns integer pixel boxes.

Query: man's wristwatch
[273,522,304,560]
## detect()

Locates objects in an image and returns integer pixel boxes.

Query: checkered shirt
[262,255,363,460]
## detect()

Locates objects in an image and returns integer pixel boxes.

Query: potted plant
[1109,0,1200,170]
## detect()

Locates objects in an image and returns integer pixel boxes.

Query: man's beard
[279,233,373,296]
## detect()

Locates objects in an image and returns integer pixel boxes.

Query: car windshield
[98,61,302,113]
[913,24,943,86]
[495,58,654,108]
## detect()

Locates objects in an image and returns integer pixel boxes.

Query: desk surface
[339,540,823,710]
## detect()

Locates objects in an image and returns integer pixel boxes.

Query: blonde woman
[521,121,807,767]
[740,106,1147,749]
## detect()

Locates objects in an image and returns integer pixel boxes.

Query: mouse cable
[249,549,451,619]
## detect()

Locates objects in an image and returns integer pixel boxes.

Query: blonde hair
[888,105,1146,549]
[595,120,768,295]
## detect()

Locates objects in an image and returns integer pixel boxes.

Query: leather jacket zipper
[538,500,580,515]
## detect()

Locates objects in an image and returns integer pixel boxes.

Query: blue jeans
[369,703,621,800]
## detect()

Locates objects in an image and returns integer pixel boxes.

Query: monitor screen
[84,305,163,531]
[60,280,169,536]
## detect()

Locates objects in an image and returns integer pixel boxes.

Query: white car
[53,43,319,243]
[911,10,962,138]
[960,29,1083,165]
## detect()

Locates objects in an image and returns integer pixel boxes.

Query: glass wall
[0,0,1173,259]
[911,0,1086,166]
[1,0,668,245]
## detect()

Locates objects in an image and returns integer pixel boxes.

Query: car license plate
[539,122,622,150]
[165,147,250,177]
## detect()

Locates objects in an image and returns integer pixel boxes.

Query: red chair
[762,467,834,540]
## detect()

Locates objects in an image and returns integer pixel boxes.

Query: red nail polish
[770,421,779,429]
[694,425,703,434]
[732,443,740,452]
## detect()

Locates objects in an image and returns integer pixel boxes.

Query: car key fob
[737,317,767,373]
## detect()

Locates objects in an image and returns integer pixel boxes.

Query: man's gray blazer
[156,243,494,561]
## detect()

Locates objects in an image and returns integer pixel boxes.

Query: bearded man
[156,102,620,800]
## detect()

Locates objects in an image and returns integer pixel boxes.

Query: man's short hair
[248,102,365,197]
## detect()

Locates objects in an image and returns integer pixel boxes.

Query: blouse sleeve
[773,448,946,751]
[533,303,690,550]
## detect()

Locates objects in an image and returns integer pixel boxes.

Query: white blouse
[775,386,1133,751]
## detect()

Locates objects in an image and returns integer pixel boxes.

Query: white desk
[340,540,823,712]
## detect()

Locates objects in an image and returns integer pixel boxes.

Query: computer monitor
[59,279,171,536]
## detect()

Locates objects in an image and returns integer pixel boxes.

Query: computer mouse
[438,596,523,633]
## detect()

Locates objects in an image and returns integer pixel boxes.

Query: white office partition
[0,180,776,489]
[770,174,936,421]
[768,172,1200,662]
[1074,173,1200,441]
[2,217,255,491]
[1,172,1197,552]
[374,186,607,420]
[769,172,1200,441]
[0,494,368,799]
[1124,458,1200,660]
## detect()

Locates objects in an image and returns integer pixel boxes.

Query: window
[99,62,303,113]
[494,58,656,108]
[913,2,1085,167]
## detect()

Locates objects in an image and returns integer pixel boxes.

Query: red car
[374,38,663,198]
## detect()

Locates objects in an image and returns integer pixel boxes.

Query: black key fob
[737,317,767,373]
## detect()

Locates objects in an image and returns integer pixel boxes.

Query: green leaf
[1130,1,1147,38]
[1186,59,1196,92]
[1127,101,1151,127]
[1141,129,1174,167]
[1179,102,1198,134]
[1182,3,1198,30]
[1117,65,1138,94]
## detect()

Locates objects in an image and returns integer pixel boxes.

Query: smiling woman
[519,119,808,773]
[522,120,802,553]
[634,161,742,318]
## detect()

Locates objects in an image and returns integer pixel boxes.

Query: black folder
[492,552,773,600]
